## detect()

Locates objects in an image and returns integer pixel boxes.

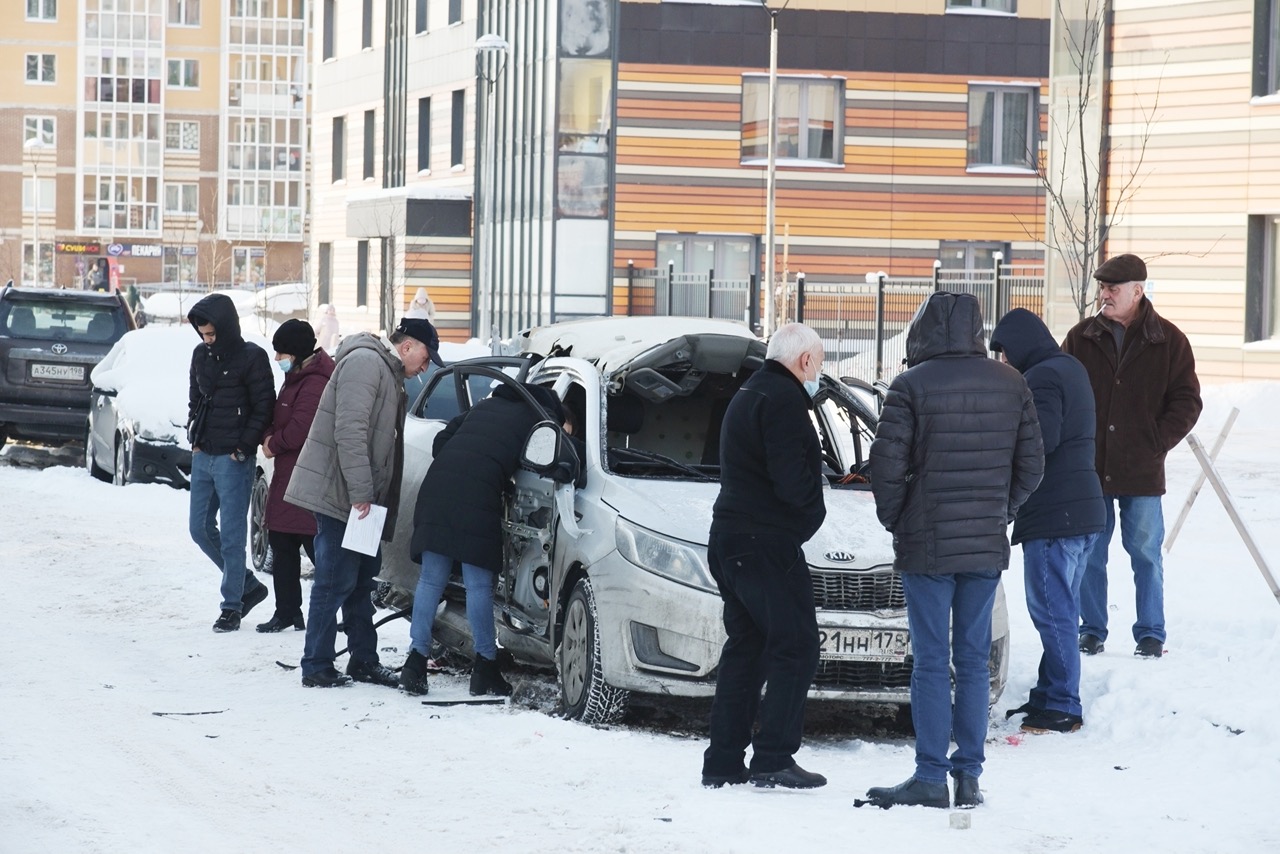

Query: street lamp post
[759,1,790,338]
[474,33,510,350]
[23,137,48,286]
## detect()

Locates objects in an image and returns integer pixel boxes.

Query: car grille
[809,566,904,611]
[813,658,913,690]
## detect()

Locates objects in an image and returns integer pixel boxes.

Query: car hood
[599,478,893,570]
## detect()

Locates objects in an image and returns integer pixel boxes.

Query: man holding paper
[285,317,442,688]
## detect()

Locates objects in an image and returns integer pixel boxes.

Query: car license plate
[818,627,910,661]
[31,363,85,382]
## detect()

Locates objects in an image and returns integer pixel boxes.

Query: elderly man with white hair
[700,322,829,791]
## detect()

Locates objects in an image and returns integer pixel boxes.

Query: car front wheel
[557,577,629,725]
[112,434,132,486]
[84,422,109,482]
[250,471,274,573]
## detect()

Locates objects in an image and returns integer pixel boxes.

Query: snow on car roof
[520,316,758,367]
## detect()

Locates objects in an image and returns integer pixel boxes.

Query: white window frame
[26,0,57,21]
[24,116,56,146]
[168,0,200,26]
[946,0,1016,14]
[164,182,199,215]
[25,53,56,84]
[23,178,56,213]
[165,120,200,151]
[166,59,200,89]
[966,84,1038,172]
[740,75,845,166]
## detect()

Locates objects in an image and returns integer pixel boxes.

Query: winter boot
[346,659,399,688]
[212,610,241,632]
[469,655,513,696]
[1020,710,1084,733]
[863,776,950,809]
[241,583,269,619]
[256,611,304,633]
[1134,637,1164,658]
[952,774,984,808]
[399,649,430,696]
[749,764,827,789]
[1079,634,1104,656]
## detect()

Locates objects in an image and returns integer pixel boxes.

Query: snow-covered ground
[1,382,1277,853]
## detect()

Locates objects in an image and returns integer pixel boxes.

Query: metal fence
[617,262,1046,386]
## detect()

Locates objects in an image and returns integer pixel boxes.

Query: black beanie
[272,319,317,360]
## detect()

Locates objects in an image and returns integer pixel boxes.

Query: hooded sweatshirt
[186,293,275,456]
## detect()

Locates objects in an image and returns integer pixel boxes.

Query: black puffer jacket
[187,293,275,456]
[990,309,1105,546]
[410,383,564,571]
[870,293,1044,575]
[711,359,826,543]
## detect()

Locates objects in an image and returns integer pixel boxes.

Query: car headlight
[614,517,718,593]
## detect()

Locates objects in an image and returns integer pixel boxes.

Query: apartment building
[2,0,308,293]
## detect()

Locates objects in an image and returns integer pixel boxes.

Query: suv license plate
[31,363,85,382]
[818,628,910,661]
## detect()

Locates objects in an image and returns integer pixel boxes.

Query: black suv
[0,285,134,450]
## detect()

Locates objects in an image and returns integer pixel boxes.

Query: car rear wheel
[557,577,628,725]
[112,434,132,486]
[84,422,109,482]
[250,470,274,573]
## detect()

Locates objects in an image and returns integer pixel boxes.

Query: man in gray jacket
[285,317,442,688]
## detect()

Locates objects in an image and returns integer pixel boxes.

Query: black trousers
[702,529,819,775]
[267,530,315,617]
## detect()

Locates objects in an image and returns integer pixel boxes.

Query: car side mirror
[521,420,582,486]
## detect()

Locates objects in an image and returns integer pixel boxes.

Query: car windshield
[1,299,121,343]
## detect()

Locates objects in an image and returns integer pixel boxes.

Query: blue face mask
[803,377,820,398]
[276,358,293,373]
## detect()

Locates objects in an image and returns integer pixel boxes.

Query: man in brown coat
[1062,254,1202,659]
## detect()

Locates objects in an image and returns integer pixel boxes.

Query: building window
[356,240,369,306]
[323,0,336,59]
[332,116,346,181]
[657,234,756,281]
[967,85,1037,170]
[165,120,200,151]
[27,0,57,21]
[947,0,1015,12]
[741,76,843,165]
[1256,0,1280,97]
[362,0,373,49]
[168,0,199,25]
[417,97,431,172]
[25,54,56,84]
[318,242,332,305]
[22,178,56,213]
[939,240,1010,271]
[24,116,55,146]
[1247,215,1280,341]
[451,89,465,167]
[364,109,376,180]
[448,0,461,24]
[167,59,200,89]
[415,0,426,33]
[162,246,197,285]
[164,183,199,214]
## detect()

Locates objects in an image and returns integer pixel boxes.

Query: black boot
[400,649,430,696]
[953,774,983,808]
[863,776,950,809]
[212,610,241,632]
[346,659,399,688]
[256,611,304,633]
[469,655,513,696]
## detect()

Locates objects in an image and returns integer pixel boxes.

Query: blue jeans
[409,550,498,660]
[1078,496,1165,644]
[189,450,262,612]
[301,512,382,677]
[901,571,1000,783]
[1023,534,1099,717]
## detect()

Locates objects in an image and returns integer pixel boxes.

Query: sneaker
[952,775,983,808]
[241,583,269,619]
[863,776,949,809]
[301,667,353,688]
[1135,637,1164,658]
[701,769,750,788]
[346,659,399,688]
[255,611,304,633]
[1021,709,1084,733]
[212,610,241,632]
[1079,634,1105,656]
[469,655,513,696]
[749,763,827,789]
[399,649,430,696]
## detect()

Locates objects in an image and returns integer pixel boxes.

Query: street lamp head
[475,33,510,85]
[23,137,47,151]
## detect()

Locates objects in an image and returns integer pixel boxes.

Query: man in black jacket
[991,308,1105,734]
[701,322,828,791]
[187,293,276,632]
[864,293,1043,810]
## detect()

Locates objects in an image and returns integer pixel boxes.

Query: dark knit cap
[272,319,317,360]
[1093,254,1147,284]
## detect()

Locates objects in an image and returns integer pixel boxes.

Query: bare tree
[1039,0,1159,321]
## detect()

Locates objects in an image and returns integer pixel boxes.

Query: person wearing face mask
[255,319,335,633]
[701,322,829,791]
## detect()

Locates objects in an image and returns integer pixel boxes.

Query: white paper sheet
[340,504,387,556]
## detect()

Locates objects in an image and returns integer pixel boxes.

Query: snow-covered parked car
[86,325,277,488]
[373,317,1010,723]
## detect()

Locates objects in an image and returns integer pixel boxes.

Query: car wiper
[610,445,715,481]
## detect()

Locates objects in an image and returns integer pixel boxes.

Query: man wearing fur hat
[1062,254,1202,659]
[285,317,443,688]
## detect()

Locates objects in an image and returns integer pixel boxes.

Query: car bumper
[131,438,192,488]
[0,402,88,441]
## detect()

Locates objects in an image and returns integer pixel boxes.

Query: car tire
[84,422,109,482]
[112,434,132,486]
[250,470,274,574]
[557,577,629,725]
